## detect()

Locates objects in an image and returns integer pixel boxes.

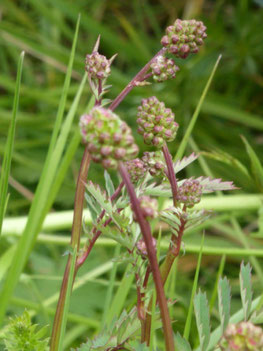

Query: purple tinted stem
[109,48,166,111]
[162,142,178,206]
[118,162,175,351]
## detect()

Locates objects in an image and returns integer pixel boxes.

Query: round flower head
[150,56,179,83]
[176,179,202,208]
[219,322,263,351]
[79,107,138,169]
[85,51,111,80]
[137,96,178,148]
[161,19,207,59]
[142,151,166,179]
[132,195,158,222]
[125,158,147,184]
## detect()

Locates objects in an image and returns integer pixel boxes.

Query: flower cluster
[176,179,202,208]
[125,158,147,184]
[219,322,263,351]
[132,195,158,222]
[150,56,179,83]
[137,96,178,148]
[79,107,138,169]
[85,51,111,80]
[161,19,207,59]
[142,151,166,179]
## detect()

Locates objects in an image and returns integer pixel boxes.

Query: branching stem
[119,162,175,351]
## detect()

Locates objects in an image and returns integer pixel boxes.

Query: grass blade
[0,16,81,324]
[241,135,263,192]
[175,55,221,161]
[183,234,205,341]
[0,51,24,235]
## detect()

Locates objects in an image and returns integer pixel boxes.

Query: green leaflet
[218,277,231,334]
[194,290,210,351]
[174,332,192,351]
[240,261,253,321]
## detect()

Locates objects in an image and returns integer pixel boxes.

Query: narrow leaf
[0,51,24,235]
[104,170,115,198]
[241,136,263,192]
[175,55,222,160]
[183,234,205,341]
[194,290,210,351]
[240,261,253,320]
[173,153,199,174]
[218,277,231,334]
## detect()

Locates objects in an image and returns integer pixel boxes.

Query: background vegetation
[0,0,262,349]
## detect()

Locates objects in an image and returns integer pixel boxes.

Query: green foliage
[174,332,192,351]
[194,290,210,351]
[2,311,49,351]
[240,261,253,321]
[218,277,231,334]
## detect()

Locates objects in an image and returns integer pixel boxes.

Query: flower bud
[161,19,207,59]
[137,96,178,148]
[132,195,158,222]
[136,237,157,258]
[125,158,147,184]
[176,179,202,208]
[85,51,111,79]
[142,151,166,179]
[150,56,179,83]
[218,322,263,350]
[79,107,138,169]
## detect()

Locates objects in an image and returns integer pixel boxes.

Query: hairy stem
[144,217,186,343]
[118,162,175,351]
[162,142,178,206]
[109,48,165,111]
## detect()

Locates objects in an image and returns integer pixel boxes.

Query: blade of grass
[183,233,205,341]
[102,244,121,326]
[0,51,24,235]
[209,255,226,313]
[0,16,81,324]
[175,55,222,161]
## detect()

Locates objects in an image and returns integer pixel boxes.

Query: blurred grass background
[0,0,263,348]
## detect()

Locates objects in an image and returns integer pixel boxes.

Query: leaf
[174,332,192,350]
[240,261,253,320]
[85,193,101,223]
[241,136,263,192]
[185,210,212,231]
[160,207,182,235]
[173,153,199,174]
[0,51,24,236]
[195,177,237,193]
[194,290,210,351]
[218,277,231,334]
[104,170,115,197]
[86,181,113,217]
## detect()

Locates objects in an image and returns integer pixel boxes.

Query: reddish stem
[50,146,91,350]
[162,142,178,207]
[109,48,166,111]
[118,162,175,351]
